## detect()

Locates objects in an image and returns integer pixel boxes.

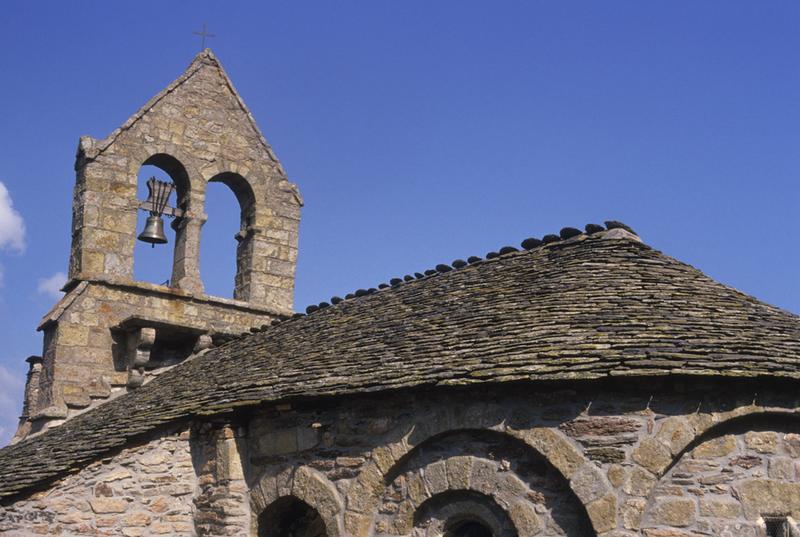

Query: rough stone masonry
[3,382,800,536]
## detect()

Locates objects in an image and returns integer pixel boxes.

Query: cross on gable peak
[193,23,216,51]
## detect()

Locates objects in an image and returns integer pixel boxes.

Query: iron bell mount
[137,178,175,247]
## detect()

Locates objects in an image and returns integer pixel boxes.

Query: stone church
[0,50,799,537]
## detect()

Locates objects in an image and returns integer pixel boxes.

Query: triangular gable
[87,49,287,178]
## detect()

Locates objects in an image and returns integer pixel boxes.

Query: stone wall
[243,381,800,537]
[4,380,800,536]
[643,425,800,536]
[0,427,197,536]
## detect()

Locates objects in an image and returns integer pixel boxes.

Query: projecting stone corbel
[126,326,156,389]
[194,333,213,354]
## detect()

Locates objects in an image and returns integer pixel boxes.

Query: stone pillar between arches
[171,213,206,294]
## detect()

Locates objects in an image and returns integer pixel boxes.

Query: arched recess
[202,171,257,299]
[251,466,344,537]
[640,412,800,536]
[347,427,607,537]
[143,153,192,202]
[414,490,517,537]
[133,153,190,286]
[662,412,800,478]
[373,429,595,537]
[258,496,328,537]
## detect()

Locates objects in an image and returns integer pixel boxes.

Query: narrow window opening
[445,519,493,537]
[766,517,789,537]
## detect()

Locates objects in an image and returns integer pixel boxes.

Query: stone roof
[1,224,798,501]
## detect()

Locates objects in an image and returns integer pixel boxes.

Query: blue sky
[0,2,797,444]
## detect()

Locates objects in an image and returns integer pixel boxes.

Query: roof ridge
[247,221,641,335]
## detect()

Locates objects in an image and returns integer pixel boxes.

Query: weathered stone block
[745,431,778,454]
[445,456,473,490]
[122,511,152,526]
[508,500,541,535]
[423,460,448,495]
[650,497,696,527]
[371,446,396,476]
[570,463,607,504]
[469,458,499,496]
[89,497,128,514]
[623,466,657,497]
[217,438,245,480]
[768,456,794,480]
[607,464,625,488]
[655,417,694,455]
[698,498,741,519]
[58,324,89,347]
[622,498,646,530]
[585,494,617,533]
[738,479,800,519]
[514,427,585,478]
[692,435,736,459]
[642,529,704,537]
[633,438,673,474]
[561,416,641,437]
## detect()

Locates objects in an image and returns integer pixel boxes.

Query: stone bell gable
[14,50,303,441]
[69,48,302,305]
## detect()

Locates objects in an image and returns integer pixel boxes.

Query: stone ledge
[40,277,291,332]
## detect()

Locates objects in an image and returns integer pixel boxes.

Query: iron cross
[193,23,216,50]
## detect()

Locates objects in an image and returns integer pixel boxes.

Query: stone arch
[381,452,549,537]
[345,422,613,537]
[198,166,291,305]
[208,171,258,225]
[629,409,800,499]
[664,411,800,477]
[126,145,205,209]
[203,171,259,300]
[130,149,206,293]
[257,496,328,537]
[140,153,192,208]
[639,411,800,535]
[251,465,344,537]
[413,490,519,537]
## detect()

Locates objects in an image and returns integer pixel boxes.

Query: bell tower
[14,50,302,440]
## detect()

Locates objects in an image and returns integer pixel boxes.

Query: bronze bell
[137,215,168,246]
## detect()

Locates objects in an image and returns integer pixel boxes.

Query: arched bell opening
[201,171,257,300]
[257,496,328,537]
[133,154,190,286]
